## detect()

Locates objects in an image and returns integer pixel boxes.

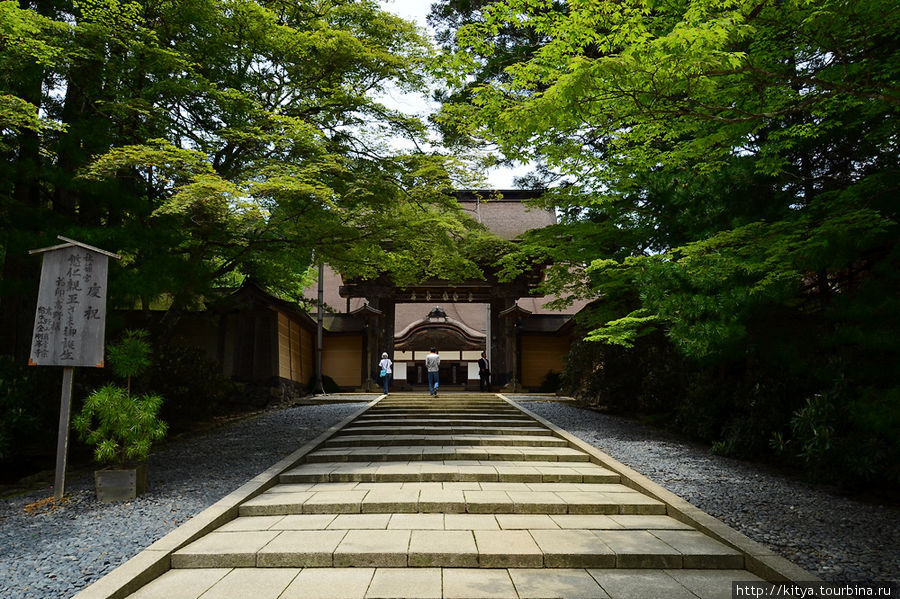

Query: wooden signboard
[29,242,113,367]
[29,236,120,499]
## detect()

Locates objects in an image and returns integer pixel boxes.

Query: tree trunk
[0,25,47,360]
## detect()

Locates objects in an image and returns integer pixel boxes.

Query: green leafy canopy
[2,0,492,341]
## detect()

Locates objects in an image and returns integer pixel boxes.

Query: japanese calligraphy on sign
[29,238,118,368]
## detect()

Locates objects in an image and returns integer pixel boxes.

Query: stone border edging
[72,395,386,599]
[500,394,819,584]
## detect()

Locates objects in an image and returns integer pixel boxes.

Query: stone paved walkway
[75,394,809,599]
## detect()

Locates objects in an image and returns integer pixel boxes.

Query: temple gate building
[307,190,587,392]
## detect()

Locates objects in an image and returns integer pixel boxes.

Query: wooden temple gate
[339,270,544,390]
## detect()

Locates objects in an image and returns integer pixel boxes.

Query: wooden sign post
[29,236,121,500]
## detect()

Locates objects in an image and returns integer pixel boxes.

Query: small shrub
[107,330,152,386]
[773,383,900,487]
[789,393,836,465]
[72,384,167,466]
[72,330,167,467]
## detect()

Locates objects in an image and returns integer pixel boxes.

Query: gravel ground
[519,400,899,584]
[1,396,896,599]
[0,400,364,599]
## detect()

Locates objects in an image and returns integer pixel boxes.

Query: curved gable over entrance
[394,312,485,352]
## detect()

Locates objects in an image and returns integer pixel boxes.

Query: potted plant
[73,330,167,502]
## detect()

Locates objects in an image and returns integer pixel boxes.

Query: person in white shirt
[378,352,392,395]
[425,347,440,397]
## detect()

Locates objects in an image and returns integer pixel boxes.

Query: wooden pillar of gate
[369,296,395,372]
[489,297,514,388]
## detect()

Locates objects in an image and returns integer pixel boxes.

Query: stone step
[363,411,524,419]
[373,405,515,409]
[171,527,741,569]
[323,434,569,448]
[362,404,521,409]
[355,414,534,423]
[374,399,512,403]
[214,512,694,533]
[135,567,765,599]
[370,408,519,413]
[351,415,538,428]
[238,484,665,516]
[379,393,500,397]
[340,424,554,436]
[367,403,518,409]
[374,401,512,405]
[303,445,591,463]
[379,398,510,406]
[281,461,621,483]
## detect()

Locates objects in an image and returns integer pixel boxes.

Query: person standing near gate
[378,352,392,395]
[425,347,440,397]
[478,351,490,392]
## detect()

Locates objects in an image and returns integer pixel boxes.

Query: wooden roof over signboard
[29,235,122,259]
